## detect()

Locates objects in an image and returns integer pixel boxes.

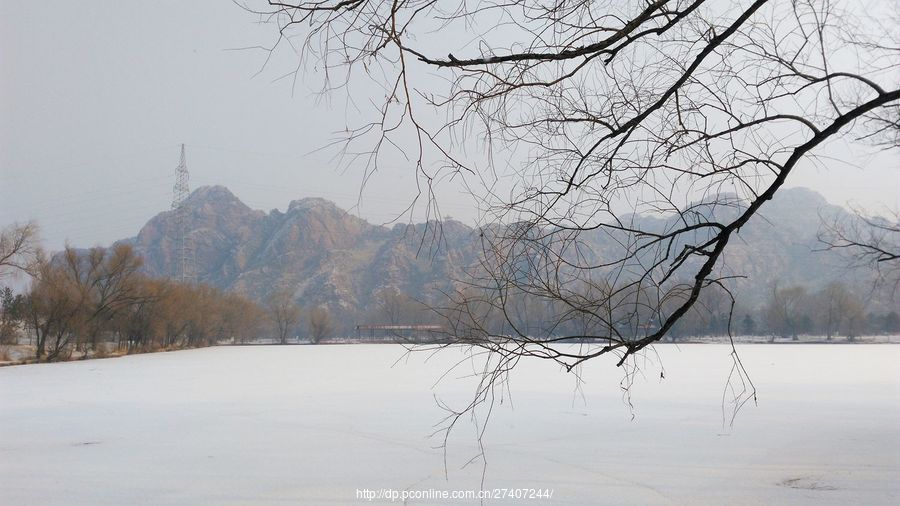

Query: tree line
[0,243,264,361]
[0,222,341,362]
[437,279,898,345]
[670,282,899,341]
[3,222,896,363]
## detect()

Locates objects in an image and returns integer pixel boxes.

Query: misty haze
[1,1,898,505]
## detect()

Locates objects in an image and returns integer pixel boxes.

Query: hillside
[121,185,893,331]
[128,186,478,321]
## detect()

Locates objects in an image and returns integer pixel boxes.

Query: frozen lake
[1,344,897,505]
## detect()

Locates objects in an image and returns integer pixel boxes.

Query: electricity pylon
[171,144,197,284]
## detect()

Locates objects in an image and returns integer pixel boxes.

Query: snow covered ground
[0,344,897,505]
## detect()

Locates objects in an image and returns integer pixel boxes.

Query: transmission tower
[171,144,197,284]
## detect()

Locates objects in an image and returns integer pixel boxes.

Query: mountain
[129,186,479,324]
[122,185,893,331]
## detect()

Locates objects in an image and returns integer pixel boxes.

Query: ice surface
[0,344,897,505]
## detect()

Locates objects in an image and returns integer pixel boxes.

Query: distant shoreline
[4,335,898,368]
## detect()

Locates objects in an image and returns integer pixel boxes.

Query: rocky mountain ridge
[120,185,892,329]
[127,186,478,319]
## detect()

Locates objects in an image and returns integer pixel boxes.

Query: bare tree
[0,222,40,279]
[250,2,896,447]
[220,293,265,344]
[764,284,808,341]
[23,257,83,361]
[308,306,333,343]
[819,207,900,292]
[60,245,146,353]
[268,290,302,344]
[812,281,863,339]
[254,0,899,367]
[374,288,418,325]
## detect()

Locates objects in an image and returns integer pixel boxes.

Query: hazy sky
[2,0,898,251]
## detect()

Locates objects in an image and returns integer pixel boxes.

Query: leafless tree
[61,245,146,353]
[308,306,333,343]
[374,287,420,325]
[0,222,40,279]
[24,257,82,362]
[267,290,302,344]
[251,0,899,436]
[219,293,266,344]
[254,0,898,354]
[814,281,863,339]
[819,207,900,292]
[764,284,808,341]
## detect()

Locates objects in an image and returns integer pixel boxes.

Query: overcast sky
[1,0,898,251]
